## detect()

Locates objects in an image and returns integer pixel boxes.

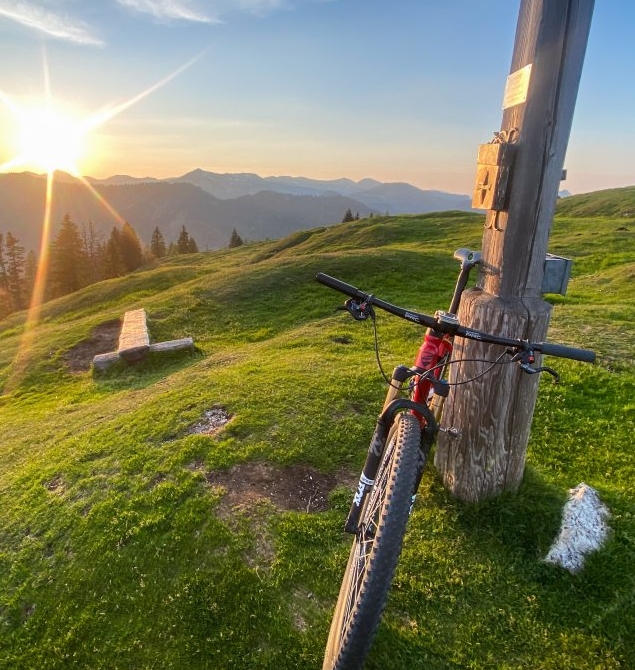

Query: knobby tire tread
[323,413,421,670]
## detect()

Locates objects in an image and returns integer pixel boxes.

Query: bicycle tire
[323,412,421,670]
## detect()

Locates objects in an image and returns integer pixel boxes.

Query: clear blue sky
[0,0,632,195]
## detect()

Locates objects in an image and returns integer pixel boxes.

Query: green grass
[0,209,633,669]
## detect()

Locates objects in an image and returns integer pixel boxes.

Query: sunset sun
[1,49,204,179]
[15,103,88,175]
[0,89,99,177]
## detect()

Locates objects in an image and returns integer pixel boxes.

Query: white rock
[544,483,611,573]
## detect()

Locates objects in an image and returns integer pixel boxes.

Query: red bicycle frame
[410,329,453,420]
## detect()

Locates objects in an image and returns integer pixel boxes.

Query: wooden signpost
[434,0,595,502]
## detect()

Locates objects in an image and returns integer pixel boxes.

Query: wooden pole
[434,0,595,502]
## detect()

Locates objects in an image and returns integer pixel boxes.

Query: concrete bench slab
[92,309,194,372]
[118,308,150,362]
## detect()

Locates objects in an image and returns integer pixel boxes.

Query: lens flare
[16,104,85,174]
[1,48,207,392]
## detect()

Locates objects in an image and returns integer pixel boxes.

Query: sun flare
[0,49,206,392]
[0,91,97,177]
[15,102,87,175]
[1,49,205,179]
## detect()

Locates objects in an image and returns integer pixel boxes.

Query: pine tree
[0,234,11,318]
[177,226,190,254]
[0,233,8,292]
[119,222,143,272]
[49,215,89,297]
[228,228,243,248]
[81,221,103,283]
[4,231,25,311]
[187,237,199,253]
[150,226,167,258]
[342,208,354,223]
[103,227,126,279]
[24,250,38,302]
[177,226,191,254]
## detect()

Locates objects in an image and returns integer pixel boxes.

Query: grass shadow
[91,347,205,391]
[386,465,635,669]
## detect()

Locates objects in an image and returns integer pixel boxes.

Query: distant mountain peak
[0,169,474,256]
[166,168,469,209]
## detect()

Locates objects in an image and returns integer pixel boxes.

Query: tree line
[0,216,200,320]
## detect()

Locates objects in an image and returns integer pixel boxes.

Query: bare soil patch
[188,407,232,435]
[206,462,339,514]
[44,474,64,494]
[64,319,121,372]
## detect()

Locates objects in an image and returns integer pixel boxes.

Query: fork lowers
[322,413,422,670]
[344,394,437,535]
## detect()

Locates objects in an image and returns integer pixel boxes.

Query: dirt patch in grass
[206,462,340,514]
[188,407,232,435]
[64,319,121,372]
[44,474,64,494]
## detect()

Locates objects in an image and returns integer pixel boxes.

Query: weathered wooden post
[434,0,595,502]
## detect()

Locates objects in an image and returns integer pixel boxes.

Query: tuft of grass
[0,210,633,669]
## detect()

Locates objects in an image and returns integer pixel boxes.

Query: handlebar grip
[315,273,368,300]
[537,342,596,363]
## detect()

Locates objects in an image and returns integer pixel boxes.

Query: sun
[15,102,88,175]
[0,92,96,177]
[1,48,206,179]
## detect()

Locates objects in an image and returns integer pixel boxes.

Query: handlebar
[533,341,595,363]
[316,272,596,364]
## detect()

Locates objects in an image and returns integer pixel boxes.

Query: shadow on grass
[91,347,205,392]
[379,465,635,670]
[448,467,567,562]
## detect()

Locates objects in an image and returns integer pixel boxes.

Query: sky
[0,0,633,196]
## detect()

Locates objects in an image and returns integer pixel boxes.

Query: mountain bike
[315,248,595,670]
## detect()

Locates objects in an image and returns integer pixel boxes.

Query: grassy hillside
[556,185,635,218]
[0,209,633,669]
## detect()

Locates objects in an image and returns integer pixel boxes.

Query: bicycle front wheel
[323,412,421,670]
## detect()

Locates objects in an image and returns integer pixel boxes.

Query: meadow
[0,201,633,669]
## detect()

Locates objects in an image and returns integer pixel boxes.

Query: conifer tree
[120,222,143,272]
[342,208,354,223]
[103,227,127,279]
[49,215,88,297]
[150,226,167,258]
[228,228,243,248]
[177,226,191,254]
[0,233,8,292]
[81,221,103,283]
[24,250,38,304]
[0,233,10,318]
[4,231,25,311]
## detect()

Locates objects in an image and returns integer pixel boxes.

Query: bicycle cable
[370,309,513,390]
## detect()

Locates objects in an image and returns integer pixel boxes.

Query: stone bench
[93,308,194,372]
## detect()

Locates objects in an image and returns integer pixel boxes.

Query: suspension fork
[344,366,437,535]
[410,327,453,420]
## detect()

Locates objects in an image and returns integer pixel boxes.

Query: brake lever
[509,348,560,383]
[336,297,375,321]
[518,362,560,382]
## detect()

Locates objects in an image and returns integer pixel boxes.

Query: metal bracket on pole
[541,254,572,295]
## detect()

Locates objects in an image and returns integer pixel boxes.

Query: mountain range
[0,169,473,252]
